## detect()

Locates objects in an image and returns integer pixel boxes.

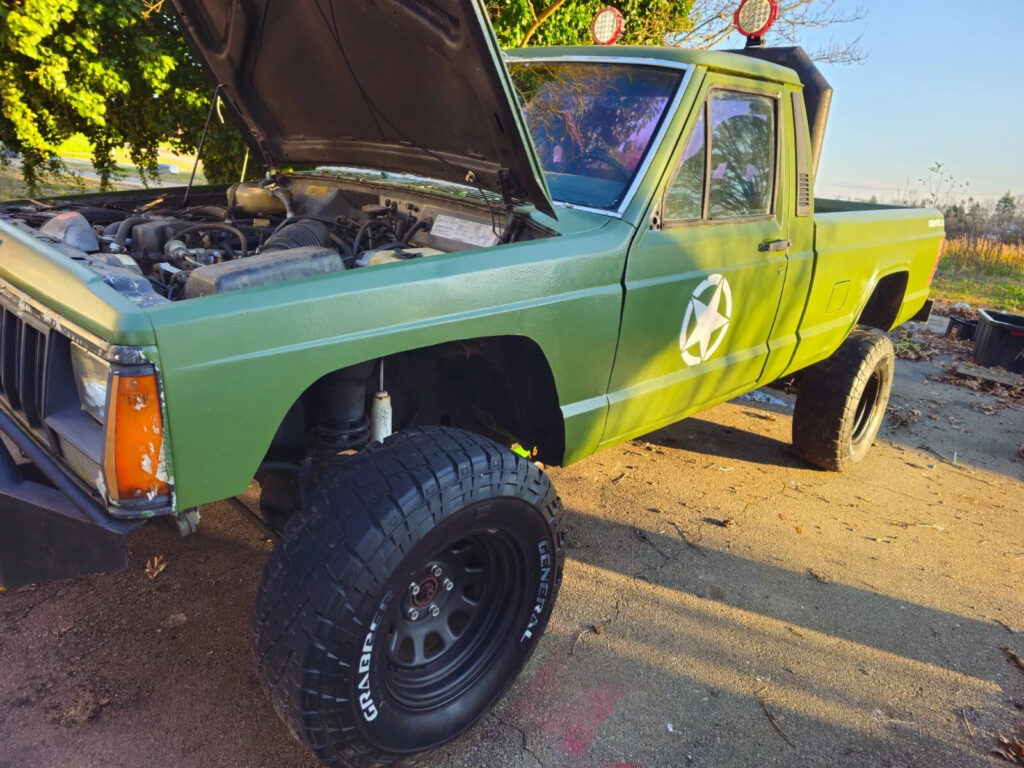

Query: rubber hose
[270,188,296,219]
[261,219,332,253]
[401,219,430,244]
[174,223,248,257]
[114,217,150,252]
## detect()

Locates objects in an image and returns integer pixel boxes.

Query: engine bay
[1,175,549,306]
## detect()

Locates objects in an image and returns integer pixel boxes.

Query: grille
[0,306,49,428]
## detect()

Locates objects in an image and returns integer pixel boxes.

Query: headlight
[71,343,111,423]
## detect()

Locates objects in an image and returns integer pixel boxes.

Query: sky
[712,0,1023,203]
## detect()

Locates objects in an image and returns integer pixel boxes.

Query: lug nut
[431,566,443,578]
[429,605,440,617]
[409,582,420,596]
[407,608,419,621]
[443,578,454,591]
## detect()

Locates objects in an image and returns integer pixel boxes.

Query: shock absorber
[313,362,374,462]
[370,360,392,443]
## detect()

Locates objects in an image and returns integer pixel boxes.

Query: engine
[0,178,478,307]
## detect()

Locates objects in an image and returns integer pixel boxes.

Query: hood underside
[171,0,555,216]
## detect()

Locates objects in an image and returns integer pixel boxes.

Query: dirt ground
[1,314,1022,768]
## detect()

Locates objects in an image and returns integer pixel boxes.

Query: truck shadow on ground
[642,416,806,471]
[0,493,1018,768]
[643,393,1024,483]
[541,506,1022,767]
[564,508,1014,685]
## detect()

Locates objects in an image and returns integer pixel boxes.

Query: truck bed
[814,197,917,214]
[786,199,944,371]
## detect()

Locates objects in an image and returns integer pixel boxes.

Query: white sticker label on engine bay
[430,215,499,248]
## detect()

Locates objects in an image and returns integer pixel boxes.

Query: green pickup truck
[0,0,943,764]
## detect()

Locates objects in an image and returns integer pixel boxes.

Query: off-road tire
[253,427,564,767]
[792,330,895,471]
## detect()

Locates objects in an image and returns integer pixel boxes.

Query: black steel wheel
[383,525,529,710]
[792,330,895,471]
[253,428,564,767]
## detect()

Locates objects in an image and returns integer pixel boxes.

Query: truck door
[601,76,790,447]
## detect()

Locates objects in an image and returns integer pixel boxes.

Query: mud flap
[0,423,141,588]
[912,298,934,323]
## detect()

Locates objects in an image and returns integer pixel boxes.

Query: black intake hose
[175,222,248,256]
[261,219,332,253]
[113,216,150,252]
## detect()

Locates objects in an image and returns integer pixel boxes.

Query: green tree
[995,191,1016,221]
[488,0,694,48]
[1,0,862,195]
[0,0,252,193]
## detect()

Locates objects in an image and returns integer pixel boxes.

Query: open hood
[171,0,555,216]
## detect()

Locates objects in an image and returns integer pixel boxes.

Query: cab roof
[505,46,803,87]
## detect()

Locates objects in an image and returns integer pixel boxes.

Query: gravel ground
[1,317,1022,768]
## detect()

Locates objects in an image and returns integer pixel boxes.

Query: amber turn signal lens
[103,372,170,502]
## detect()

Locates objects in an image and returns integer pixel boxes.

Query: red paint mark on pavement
[507,653,627,760]
[507,654,568,721]
[562,685,624,756]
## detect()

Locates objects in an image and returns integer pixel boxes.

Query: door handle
[758,239,791,252]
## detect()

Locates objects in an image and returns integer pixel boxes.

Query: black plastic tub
[945,316,978,341]
[973,309,1024,373]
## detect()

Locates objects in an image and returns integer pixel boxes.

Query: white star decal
[679,274,733,366]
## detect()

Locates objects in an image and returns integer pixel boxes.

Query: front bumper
[0,408,142,588]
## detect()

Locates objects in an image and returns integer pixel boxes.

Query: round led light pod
[590,6,624,45]
[733,0,779,39]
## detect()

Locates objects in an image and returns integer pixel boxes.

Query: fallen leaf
[992,734,1024,764]
[145,555,168,580]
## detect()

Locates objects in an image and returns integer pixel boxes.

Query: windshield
[509,62,683,211]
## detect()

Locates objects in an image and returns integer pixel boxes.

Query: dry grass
[940,236,1024,278]
[932,236,1024,312]
[0,165,101,199]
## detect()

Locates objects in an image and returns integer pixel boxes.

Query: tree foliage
[1,0,862,195]
[487,0,694,48]
[0,0,252,192]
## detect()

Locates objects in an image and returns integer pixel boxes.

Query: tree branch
[668,0,868,64]
[519,0,569,47]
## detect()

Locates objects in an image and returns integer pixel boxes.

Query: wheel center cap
[412,576,439,607]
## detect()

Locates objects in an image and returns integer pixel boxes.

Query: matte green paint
[0,47,943,514]
[0,220,154,346]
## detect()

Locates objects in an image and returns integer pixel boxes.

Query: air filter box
[183,246,344,299]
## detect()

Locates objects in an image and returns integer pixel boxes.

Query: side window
[663,106,706,221]
[708,91,776,218]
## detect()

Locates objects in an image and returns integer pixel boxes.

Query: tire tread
[792,330,895,471]
[253,427,564,768]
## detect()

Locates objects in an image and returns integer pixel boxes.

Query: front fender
[149,224,632,510]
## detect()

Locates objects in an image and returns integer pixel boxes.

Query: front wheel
[792,330,895,471]
[253,427,564,767]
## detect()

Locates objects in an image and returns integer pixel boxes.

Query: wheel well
[858,272,908,331]
[266,336,565,468]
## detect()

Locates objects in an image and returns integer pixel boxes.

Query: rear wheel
[792,330,895,471]
[253,427,564,767]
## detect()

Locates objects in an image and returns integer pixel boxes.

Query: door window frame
[660,83,782,229]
